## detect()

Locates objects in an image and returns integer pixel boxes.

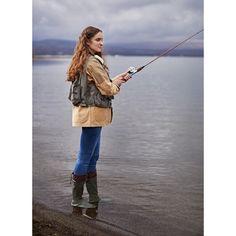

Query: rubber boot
[86,171,100,205]
[71,173,86,207]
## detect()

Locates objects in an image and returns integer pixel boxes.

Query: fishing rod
[128,29,204,76]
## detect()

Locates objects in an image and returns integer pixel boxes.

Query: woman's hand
[112,72,132,87]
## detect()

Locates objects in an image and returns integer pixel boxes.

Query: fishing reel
[128,67,137,77]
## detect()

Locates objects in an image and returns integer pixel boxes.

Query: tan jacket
[72,56,119,127]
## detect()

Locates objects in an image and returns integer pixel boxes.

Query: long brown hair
[67,26,103,81]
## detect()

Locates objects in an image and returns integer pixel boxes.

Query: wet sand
[33,202,136,236]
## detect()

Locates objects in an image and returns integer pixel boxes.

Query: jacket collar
[94,55,104,65]
[88,49,104,65]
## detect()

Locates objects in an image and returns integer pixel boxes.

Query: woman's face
[87,31,103,54]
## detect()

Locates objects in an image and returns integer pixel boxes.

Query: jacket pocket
[73,106,89,124]
[93,107,109,124]
[78,107,89,123]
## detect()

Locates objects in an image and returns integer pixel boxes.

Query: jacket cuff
[113,83,121,91]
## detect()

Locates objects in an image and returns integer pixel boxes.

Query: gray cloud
[33,0,203,43]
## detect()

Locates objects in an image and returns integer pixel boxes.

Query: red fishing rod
[128,29,204,76]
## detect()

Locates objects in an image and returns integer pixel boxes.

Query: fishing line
[128,29,204,76]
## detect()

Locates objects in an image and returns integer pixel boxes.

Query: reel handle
[128,67,137,77]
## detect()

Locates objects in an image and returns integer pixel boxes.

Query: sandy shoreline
[33,202,135,236]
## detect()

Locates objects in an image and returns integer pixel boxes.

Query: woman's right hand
[112,72,132,87]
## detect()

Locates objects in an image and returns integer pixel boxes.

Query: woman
[67,26,131,211]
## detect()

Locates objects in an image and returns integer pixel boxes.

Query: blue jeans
[73,127,102,176]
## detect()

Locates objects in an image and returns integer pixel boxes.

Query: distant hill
[33,39,203,57]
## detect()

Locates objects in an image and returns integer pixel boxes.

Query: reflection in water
[72,207,83,215]
[72,205,98,220]
[83,207,98,220]
[33,56,203,236]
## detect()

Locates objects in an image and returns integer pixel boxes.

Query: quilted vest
[69,56,113,108]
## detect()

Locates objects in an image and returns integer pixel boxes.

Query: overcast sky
[33,0,203,44]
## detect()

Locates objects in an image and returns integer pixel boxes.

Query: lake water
[33,56,203,236]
